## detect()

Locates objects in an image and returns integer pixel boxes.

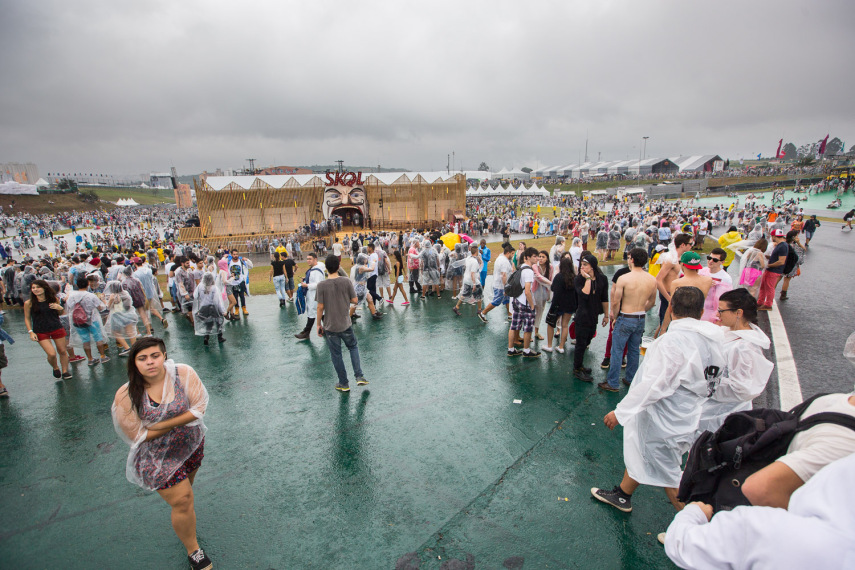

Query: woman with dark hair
[531,250,553,340]
[112,337,213,570]
[696,288,773,436]
[543,255,577,354]
[780,230,806,300]
[387,249,410,305]
[23,279,71,380]
[575,254,609,383]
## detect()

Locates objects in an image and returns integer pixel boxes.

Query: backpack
[677,394,855,512]
[295,267,323,315]
[71,302,90,328]
[126,282,146,309]
[377,251,388,276]
[504,266,532,299]
[782,244,798,275]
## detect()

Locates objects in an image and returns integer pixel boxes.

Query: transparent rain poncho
[352,253,370,303]
[419,243,441,286]
[192,273,226,336]
[445,243,466,287]
[112,360,208,491]
[104,281,139,341]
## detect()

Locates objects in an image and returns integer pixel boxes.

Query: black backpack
[678,394,855,512]
[782,244,798,275]
[504,266,532,299]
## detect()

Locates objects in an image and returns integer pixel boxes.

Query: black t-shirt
[283,258,296,278]
[574,273,609,328]
[767,242,789,274]
[271,260,285,277]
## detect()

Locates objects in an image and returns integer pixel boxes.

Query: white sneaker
[555,347,565,354]
[542,346,553,353]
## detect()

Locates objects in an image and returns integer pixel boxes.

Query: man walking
[295,253,326,340]
[602,248,658,392]
[478,239,491,287]
[757,228,788,310]
[591,286,724,512]
[316,255,368,392]
[481,243,514,319]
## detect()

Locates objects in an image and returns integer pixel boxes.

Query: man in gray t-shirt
[316,254,368,392]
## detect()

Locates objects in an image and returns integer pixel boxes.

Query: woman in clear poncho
[105,280,139,352]
[737,237,768,299]
[192,273,226,345]
[350,253,381,318]
[446,243,467,297]
[111,337,213,569]
[418,241,441,296]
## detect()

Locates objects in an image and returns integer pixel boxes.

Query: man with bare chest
[601,248,659,392]
[659,251,713,333]
[655,233,693,336]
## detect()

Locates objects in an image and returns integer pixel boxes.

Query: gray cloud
[2,0,853,175]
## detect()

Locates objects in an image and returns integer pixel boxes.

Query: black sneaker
[477,311,487,323]
[53,368,62,379]
[335,383,351,392]
[507,349,522,357]
[574,368,594,382]
[371,312,384,320]
[597,381,619,393]
[621,357,627,369]
[356,377,369,386]
[452,307,461,316]
[188,548,213,570]
[523,350,541,358]
[622,378,632,387]
[591,486,632,513]
[600,357,610,369]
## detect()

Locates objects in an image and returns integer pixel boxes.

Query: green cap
[679,251,703,270]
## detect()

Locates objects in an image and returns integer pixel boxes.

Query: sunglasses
[707,256,722,262]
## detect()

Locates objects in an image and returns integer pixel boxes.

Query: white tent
[35,178,50,187]
[116,198,140,206]
[0,181,39,195]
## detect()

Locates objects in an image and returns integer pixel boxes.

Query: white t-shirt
[515,264,534,306]
[705,267,733,286]
[492,255,512,291]
[368,253,379,277]
[779,394,855,482]
[332,243,342,256]
[463,256,480,286]
[165,262,176,286]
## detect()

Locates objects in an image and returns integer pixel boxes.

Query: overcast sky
[2,0,853,176]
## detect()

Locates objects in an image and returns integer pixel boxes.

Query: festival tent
[606,160,634,175]
[35,178,50,187]
[0,181,39,195]
[671,155,723,172]
[116,198,140,206]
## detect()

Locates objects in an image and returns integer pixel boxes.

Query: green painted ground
[0,270,678,569]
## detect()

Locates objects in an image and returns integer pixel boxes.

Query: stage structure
[191,171,465,243]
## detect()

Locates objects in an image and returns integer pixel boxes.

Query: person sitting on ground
[592,286,725,513]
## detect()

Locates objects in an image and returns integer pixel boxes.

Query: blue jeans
[324,327,363,386]
[273,275,287,300]
[607,315,645,388]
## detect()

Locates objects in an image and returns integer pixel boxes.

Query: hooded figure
[351,253,370,304]
[104,281,138,341]
[419,242,441,286]
[696,324,773,437]
[193,272,226,339]
[614,316,726,488]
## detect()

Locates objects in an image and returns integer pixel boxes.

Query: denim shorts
[75,321,105,344]
[490,288,509,306]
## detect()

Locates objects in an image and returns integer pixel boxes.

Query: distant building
[1,162,40,184]
[257,165,313,175]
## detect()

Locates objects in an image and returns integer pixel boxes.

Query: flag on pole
[775,139,784,158]
[818,134,829,155]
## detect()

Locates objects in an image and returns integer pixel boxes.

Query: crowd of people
[0,189,853,569]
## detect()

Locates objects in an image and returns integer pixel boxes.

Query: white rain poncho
[727,223,764,257]
[614,318,725,488]
[112,360,208,491]
[696,324,773,437]
[736,246,767,296]
[134,263,158,300]
[419,244,441,286]
[665,452,855,569]
[192,273,226,336]
[104,281,139,341]
[445,244,467,287]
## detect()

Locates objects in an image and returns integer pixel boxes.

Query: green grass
[83,186,176,205]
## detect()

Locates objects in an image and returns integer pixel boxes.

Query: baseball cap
[654,244,667,252]
[680,251,703,270]
[770,228,785,237]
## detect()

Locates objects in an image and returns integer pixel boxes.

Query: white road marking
[768,301,803,409]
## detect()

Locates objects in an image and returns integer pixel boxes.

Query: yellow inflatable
[440,233,460,250]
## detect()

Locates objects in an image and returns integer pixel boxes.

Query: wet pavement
[0,226,852,569]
